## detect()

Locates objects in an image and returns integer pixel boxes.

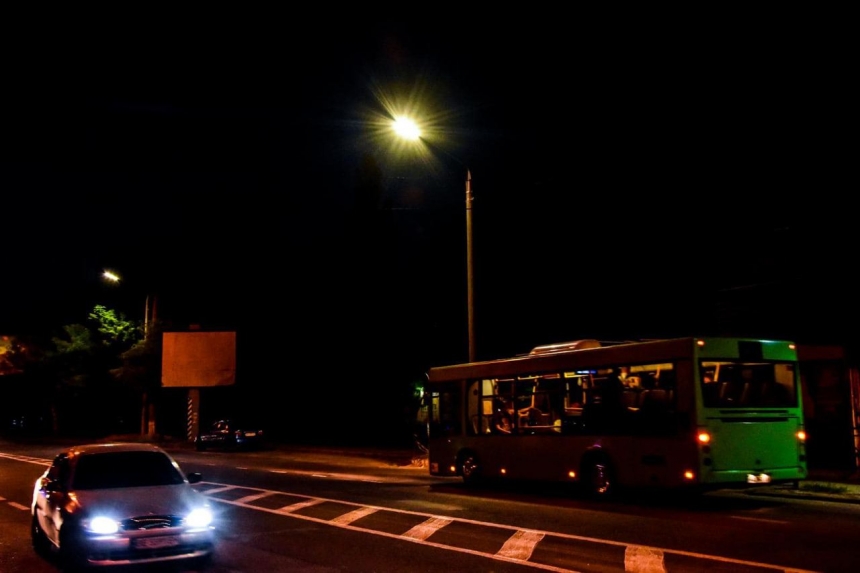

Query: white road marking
[234,491,275,504]
[402,516,452,541]
[730,515,789,525]
[201,480,821,573]
[277,499,324,513]
[204,485,238,494]
[0,452,50,466]
[624,545,666,573]
[330,506,378,525]
[268,468,386,483]
[497,529,545,560]
[8,501,29,511]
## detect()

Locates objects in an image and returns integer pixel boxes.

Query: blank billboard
[161,331,236,388]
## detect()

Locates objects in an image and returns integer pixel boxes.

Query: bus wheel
[459,452,482,485]
[582,459,614,499]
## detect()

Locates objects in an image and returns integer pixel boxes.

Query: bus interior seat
[518,407,549,427]
[622,389,641,410]
[640,388,670,410]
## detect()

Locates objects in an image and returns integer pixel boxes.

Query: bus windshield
[700,360,797,408]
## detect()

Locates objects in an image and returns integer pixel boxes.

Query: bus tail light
[683,470,695,481]
[697,432,711,444]
[796,430,806,442]
[568,470,576,479]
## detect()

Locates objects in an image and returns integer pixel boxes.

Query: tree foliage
[88,305,141,347]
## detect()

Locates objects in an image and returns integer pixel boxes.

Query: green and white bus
[423,337,808,497]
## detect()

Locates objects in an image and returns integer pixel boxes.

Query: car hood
[73,484,208,518]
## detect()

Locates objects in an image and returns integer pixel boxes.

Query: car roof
[66,442,169,456]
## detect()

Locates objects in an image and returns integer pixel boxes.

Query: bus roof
[426,337,798,383]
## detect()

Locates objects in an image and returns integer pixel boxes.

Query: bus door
[503,376,575,482]
[466,379,513,476]
[626,362,696,488]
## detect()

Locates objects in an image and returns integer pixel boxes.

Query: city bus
[422,337,808,497]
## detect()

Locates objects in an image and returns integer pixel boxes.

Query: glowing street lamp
[101,270,156,339]
[390,116,476,363]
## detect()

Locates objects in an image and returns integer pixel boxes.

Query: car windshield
[72,451,186,490]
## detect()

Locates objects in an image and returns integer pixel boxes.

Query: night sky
[2,17,856,383]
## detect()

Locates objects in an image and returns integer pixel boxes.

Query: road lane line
[624,545,665,573]
[267,468,390,483]
[331,506,378,525]
[402,516,452,541]
[730,515,789,525]
[0,452,51,465]
[204,485,238,494]
[8,501,29,511]
[235,491,276,504]
[277,499,324,513]
[497,529,545,560]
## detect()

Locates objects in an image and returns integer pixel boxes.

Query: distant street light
[390,116,476,363]
[101,270,156,339]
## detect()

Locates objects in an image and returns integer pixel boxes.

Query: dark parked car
[195,419,267,451]
[31,442,216,570]
[6,410,51,436]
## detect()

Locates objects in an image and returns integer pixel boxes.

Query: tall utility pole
[466,170,475,363]
[144,294,157,339]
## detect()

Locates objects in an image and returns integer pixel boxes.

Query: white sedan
[31,442,216,570]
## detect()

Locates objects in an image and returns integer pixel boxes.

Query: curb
[744,483,860,504]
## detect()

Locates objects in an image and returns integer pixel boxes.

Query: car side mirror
[187,472,203,484]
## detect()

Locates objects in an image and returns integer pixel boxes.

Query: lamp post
[101,270,156,339]
[391,116,476,362]
[101,269,158,436]
[465,169,475,363]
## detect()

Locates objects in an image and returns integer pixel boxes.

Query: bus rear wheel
[459,452,482,485]
[582,459,614,499]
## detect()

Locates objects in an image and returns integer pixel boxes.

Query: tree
[45,306,143,436]
[88,305,141,348]
[0,335,26,375]
[111,323,162,437]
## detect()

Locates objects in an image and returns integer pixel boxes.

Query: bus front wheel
[459,452,482,485]
[581,459,614,499]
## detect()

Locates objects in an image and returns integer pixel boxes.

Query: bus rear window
[701,361,797,408]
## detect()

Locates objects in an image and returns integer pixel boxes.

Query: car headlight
[87,516,120,534]
[185,507,213,529]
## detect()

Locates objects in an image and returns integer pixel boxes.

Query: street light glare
[102,270,120,283]
[392,116,421,141]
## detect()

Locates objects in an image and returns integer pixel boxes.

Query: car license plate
[134,535,180,549]
[747,473,771,484]
[244,432,256,437]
